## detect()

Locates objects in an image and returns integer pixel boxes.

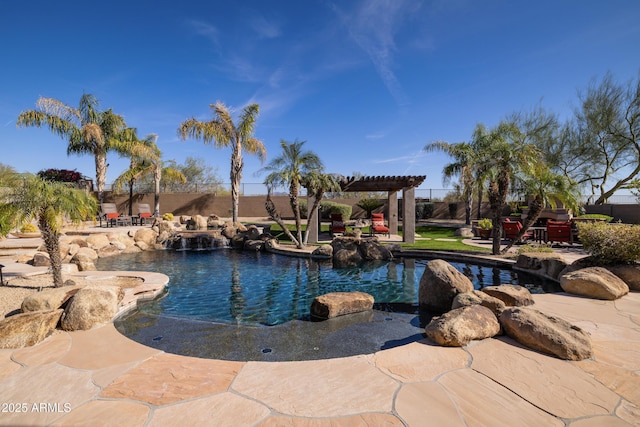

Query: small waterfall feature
[167,230,230,251]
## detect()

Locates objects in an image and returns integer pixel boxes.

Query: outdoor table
[529,226,547,243]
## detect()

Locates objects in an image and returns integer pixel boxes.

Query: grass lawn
[266,223,489,252]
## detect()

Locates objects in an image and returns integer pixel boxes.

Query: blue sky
[1,0,639,193]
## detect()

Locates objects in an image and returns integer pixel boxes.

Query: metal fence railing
[104,182,640,204]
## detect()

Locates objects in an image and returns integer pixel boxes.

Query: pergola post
[402,186,416,244]
[388,191,398,236]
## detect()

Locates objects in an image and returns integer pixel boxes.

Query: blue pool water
[96,249,557,327]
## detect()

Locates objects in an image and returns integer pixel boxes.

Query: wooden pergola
[306,175,426,244]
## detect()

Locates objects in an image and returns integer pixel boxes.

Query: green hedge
[415,202,434,220]
[320,201,351,221]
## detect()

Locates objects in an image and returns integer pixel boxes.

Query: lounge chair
[502,218,532,243]
[136,203,153,225]
[546,220,573,244]
[99,203,120,227]
[371,213,390,237]
[330,214,346,237]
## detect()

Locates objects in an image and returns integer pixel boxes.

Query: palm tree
[425,141,478,225]
[476,121,543,255]
[302,171,342,245]
[16,94,148,203]
[260,140,323,249]
[178,102,266,222]
[112,134,186,216]
[0,173,97,287]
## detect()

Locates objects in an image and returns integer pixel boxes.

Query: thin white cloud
[250,15,281,39]
[333,0,419,106]
[186,19,219,46]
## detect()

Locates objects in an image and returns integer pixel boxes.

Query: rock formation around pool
[330,236,392,267]
[420,259,593,360]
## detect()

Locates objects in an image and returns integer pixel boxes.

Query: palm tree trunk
[95,151,108,204]
[128,179,134,216]
[265,190,300,246]
[304,189,324,245]
[230,144,243,223]
[38,215,63,287]
[289,181,304,248]
[154,164,161,216]
[501,195,544,254]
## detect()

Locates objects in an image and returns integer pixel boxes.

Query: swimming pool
[98,249,558,361]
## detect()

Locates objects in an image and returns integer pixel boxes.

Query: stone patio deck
[0,226,639,426]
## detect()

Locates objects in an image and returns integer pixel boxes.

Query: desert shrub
[20,223,38,233]
[415,202,434,220]
[574,214,614,222]
[319,201,351,220]
[162,212,174,221]
[578,222,640,264]
[356,198,384,217]
[516,243,553,255]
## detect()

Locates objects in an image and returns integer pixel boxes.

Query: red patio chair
[502,218,532,242]
[330,214,346,237]
[546,220,573,244]
[371,213,390,237]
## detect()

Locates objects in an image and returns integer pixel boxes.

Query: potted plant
[477,218,493,239]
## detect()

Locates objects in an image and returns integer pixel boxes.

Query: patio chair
[371,213,390,237]
[99,203,120,227]
[546,220,573,244]
[502,218,532,243]
[136,203,153,225]
[330,214,346,237]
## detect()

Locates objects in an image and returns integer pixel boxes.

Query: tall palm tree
[477,121,543,255]
[0,173,97,287]
[112,134,186,216]
[260,140,323,249]
[16,94,147,203]
[178,102,266,222]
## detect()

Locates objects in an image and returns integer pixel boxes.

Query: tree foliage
[178,102,266,222]
[0,173,97,287]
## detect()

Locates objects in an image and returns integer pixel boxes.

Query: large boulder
[0,310,63,349]
[192,215,208,230]
[134,228,158,248]
[419,259,474,314]
[72,247,98,262]
[245,225,261,240]
[32,252,51,267]
[97,244,121,258]
[243,240,263,251]
[331,237,363,266]
[560,267,629,300]
[358,239,392,261]
[310,291,374,319]
[21,285,84,312]
[425,305,500,346]
[61,285,124,331]
[481,285,534,307]
[452,290,506,316]
[311,245,333,259]
[516,253,569,281]
[607,264,640,291]
[86,234,110,250]
[499,306,593,361]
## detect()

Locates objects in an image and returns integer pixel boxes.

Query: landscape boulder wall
[134,228,158,249]
[560,267,629,300]
[330,236,392,267]
[419,259,474,314]
[0,309,63,349]
[607,263,640,291]
[310,291,374,319]
[499,306,593,361]
[61,285,124,331]
[515,252,569,281]
[481,285,535,307]
[425,305,501,346]
[311,244,333,259]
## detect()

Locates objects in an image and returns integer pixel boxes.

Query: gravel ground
[1,274,142,319]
